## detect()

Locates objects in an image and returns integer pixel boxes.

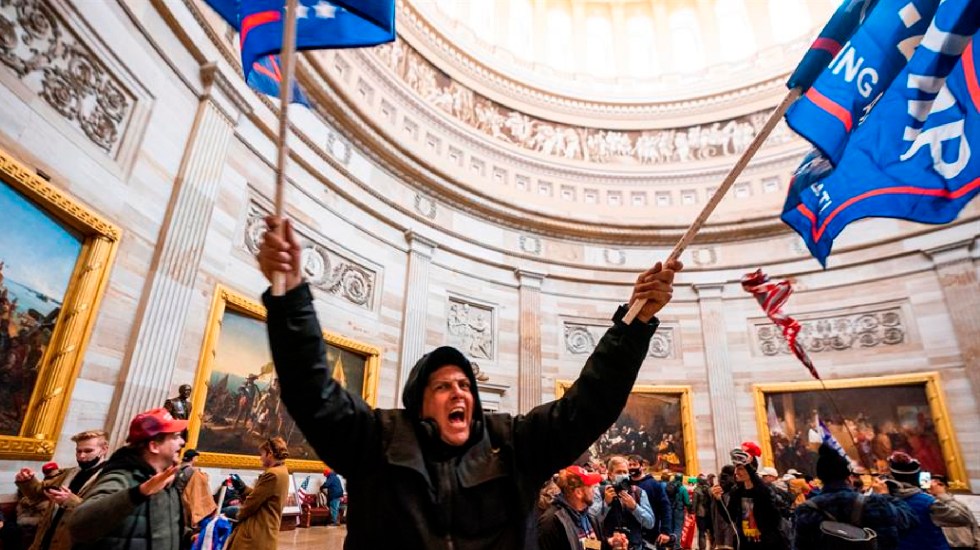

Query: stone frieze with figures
[373,39,796,167]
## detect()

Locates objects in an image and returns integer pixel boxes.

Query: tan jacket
[180,466,217,527]
[225,465,289,550]
[935,493,980,550]
[15,465,102,550]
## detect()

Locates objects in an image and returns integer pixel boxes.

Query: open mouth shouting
[422,365,475,446]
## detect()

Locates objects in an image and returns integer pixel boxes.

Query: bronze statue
[164,384,192,420]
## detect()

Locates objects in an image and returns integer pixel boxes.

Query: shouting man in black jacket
[257,217,681,550]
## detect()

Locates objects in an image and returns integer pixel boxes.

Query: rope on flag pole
[622,87,803,324]
[271,0,299,297]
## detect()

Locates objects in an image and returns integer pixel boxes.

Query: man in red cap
[318,466,344,526]
[538,466,628,550]
[67,408,187,550]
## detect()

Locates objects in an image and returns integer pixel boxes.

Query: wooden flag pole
[271,0,300,296]
[622,87,803,324]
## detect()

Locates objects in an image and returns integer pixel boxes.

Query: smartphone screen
[919,471,932,489]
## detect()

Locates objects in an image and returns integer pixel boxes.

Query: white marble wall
[0,0,977,506]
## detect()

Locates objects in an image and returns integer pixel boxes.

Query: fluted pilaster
[927,241,980,409]
[396,231,437,404]
[517,270,545,414]
[108,64,242,446]
[695,283,740,470]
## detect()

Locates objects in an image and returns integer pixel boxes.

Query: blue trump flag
[787,0,879,91]
[782,0,980,266]
[786,0,943,163]
[203,0,309,105]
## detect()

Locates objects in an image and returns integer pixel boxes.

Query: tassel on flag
[741,269,819,380]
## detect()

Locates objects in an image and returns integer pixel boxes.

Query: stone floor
[279,525,347,549]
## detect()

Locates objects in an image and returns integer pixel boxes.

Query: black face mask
[77,457,102,470]
[628,468,642,478]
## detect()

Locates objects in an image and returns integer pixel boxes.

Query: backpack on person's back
[802,493,878,550]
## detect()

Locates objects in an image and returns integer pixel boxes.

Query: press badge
[583,538,602,549]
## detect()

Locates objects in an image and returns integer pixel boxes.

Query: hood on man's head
[402,346,484,425]
[815,443,850,483]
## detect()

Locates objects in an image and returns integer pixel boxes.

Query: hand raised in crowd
[618,490,637,511]
[44,486,74,505]
[138,464,179,497]
[603,485,617,505]
[871,477,889,495]
[257,216,303,293]
[607,531,629,550]
[710,484,723,500]
[630,260,683,323]
[15,467,34,483]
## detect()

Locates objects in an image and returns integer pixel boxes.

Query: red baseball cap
[741,441,762,458]
[126,407,188,444]
[563,465,603,486]
[41,462,59,474]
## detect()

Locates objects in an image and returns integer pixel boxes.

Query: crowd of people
[533,441,980,550]
[0,406,342,550]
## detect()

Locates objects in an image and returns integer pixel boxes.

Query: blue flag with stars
[238,0,395,82]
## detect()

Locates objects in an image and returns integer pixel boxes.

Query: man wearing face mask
[590,456,655,550]
[627,455,672,548]
[14,430,109,550]
[257,217,682,549]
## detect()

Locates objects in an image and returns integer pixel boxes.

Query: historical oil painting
[755,374,967,488]
[556,383,698,474]
[0,182,82,436]
[190,286,380,471]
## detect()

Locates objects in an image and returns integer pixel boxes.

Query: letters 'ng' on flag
[741,270,820,380]
[782,0,980,266]
[787,0,879,92]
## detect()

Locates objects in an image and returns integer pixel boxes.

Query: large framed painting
[0,147,119,460]
[753,373,968,489]
[556,382,698,475]
[188,286,381,471]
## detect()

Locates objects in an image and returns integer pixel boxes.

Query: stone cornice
[299,59,793,245]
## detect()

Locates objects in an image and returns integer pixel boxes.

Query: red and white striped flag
[741,269,820,380]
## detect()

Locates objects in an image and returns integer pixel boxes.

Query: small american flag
[741,269,819,380]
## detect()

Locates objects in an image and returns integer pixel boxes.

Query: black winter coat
[264,284,658,550]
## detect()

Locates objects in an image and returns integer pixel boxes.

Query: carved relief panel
[563,320,676,360]
[0,0,144,162]
[243,201,377,310]
[750,303,908,357]
[446,297,495,361]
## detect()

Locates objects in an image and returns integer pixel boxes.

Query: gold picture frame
[753,372,968,490]
[556,382,699,475]
[0,147,120,460]
[187,285,381,472]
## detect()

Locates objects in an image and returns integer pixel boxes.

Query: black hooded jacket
[264,283,659,550]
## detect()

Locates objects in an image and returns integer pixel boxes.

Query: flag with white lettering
[786,0,943,163]
[782,0,980,266]
[787,0,879,92]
